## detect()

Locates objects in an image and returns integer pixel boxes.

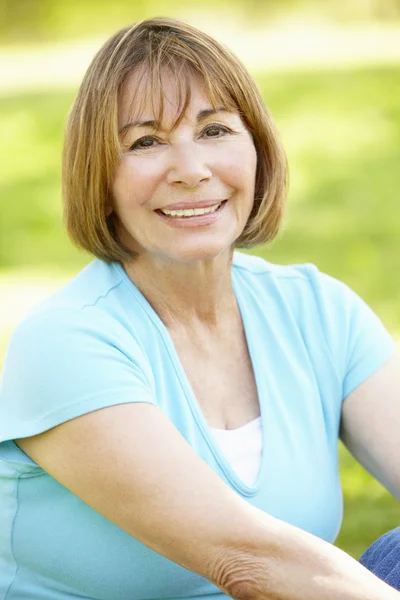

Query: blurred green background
[1,0,399,560]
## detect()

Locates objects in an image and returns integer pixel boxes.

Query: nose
[166,142,212,188]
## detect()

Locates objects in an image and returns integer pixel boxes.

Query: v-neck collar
[113,257,269,497]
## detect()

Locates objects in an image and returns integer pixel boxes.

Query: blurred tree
[1,0,400,46]
[0,0,148,44]
[0,0,50,43]
[326,0,400,21]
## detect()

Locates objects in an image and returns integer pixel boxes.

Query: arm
[340,352,400,500]
[16,402,400,600]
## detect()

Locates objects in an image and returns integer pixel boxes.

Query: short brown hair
[62,17,288,263]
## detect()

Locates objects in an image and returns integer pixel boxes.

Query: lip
[155,199,227,228]
[157,199,227,211]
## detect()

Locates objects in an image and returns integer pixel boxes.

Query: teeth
[160,203,222,217]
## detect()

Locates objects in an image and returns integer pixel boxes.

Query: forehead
[118,66,233,128]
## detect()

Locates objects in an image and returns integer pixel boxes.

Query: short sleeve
[0,307,157,444]
[306,265,397,400]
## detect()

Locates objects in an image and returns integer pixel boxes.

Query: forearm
[223,509,400,600]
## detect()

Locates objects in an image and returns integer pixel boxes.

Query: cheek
[218,142,257,188]
[112,158,160,209]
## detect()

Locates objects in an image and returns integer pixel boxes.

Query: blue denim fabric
[359,527,400,591]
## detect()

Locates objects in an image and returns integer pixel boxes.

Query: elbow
[226,580,256,600]
[212,551,266,600]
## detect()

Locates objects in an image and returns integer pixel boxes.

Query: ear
[105,205,113,217]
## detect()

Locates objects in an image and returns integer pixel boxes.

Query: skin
[110,68,257,336]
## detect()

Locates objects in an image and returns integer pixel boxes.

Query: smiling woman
[0,16,400,600]
[110,68,258,264]
[62,19,287,265]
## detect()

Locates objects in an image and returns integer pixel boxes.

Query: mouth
[155,200,227,219]
[154,199,228,228]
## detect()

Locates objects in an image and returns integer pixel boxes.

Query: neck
[122,248,239,334]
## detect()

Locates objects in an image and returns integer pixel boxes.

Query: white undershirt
[210,416,262,486]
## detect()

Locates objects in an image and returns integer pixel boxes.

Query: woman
[0,17,399,600]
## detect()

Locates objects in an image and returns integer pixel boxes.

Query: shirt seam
[34,388,157,425]
[232,260,312,280]
[1,389,157,445]
[4,473,22,600]
[80,277,125,310]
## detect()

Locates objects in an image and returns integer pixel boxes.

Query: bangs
[122,54,239,136]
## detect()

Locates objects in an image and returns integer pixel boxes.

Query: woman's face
[111,69,257,264]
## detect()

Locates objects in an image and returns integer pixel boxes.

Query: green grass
[337,443,400,558]
[1,65,399,558]
[0,91,87,270]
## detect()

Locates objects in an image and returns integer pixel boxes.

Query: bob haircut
[62,17,288,263]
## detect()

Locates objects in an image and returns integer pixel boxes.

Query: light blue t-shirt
[0,251,397,600]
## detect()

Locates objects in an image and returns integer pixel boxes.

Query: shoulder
[232,250,338,301]
[5,259,148,371]
[9,259,129,339]
[232,250,326,285]
[0,263,156,445]
[232,252,396,400]
[232,250,311,279]
[27,259,125,315]
[231,250,392,348]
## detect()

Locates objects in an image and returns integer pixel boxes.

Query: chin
[167,242,231,264]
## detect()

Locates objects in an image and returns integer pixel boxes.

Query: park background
[0,0,399,559]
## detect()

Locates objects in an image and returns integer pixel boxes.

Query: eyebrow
[119,107,231,135]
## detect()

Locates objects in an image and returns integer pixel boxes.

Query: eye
[129,136,160,151]
[202,124,231,138]
[128,124,232,152]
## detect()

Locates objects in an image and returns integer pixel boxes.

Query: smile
[160,202,222,218]
[155,200,228,228]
